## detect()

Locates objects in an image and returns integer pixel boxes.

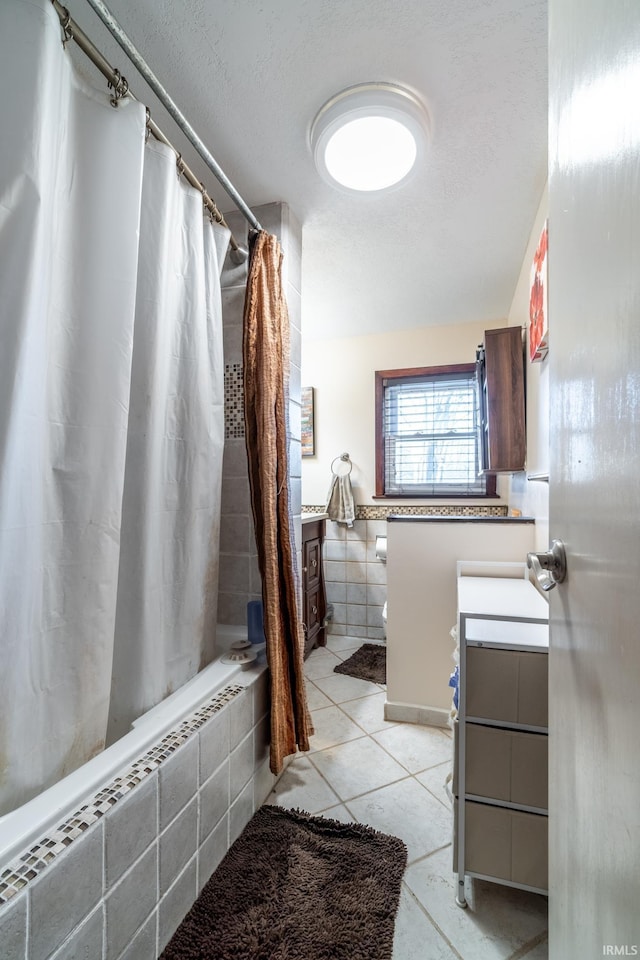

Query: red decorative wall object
[529,221,549,362]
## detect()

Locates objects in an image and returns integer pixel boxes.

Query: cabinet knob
[302,566,307,573]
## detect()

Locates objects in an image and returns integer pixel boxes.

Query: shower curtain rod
[51,0,262,261]
[80,0,263,237]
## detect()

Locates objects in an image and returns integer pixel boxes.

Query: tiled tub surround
[0,665,276,960]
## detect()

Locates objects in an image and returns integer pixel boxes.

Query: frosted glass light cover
[324,116,417,191]
[310,83,429,194]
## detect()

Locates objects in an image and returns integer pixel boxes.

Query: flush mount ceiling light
[310,82,429,192]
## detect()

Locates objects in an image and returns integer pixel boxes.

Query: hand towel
[325,473,355,527]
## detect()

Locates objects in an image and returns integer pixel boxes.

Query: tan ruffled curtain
[243,231,313,773]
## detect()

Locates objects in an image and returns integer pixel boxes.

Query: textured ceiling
[69,0,548,340]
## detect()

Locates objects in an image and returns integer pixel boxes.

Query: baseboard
[384,700,450,728]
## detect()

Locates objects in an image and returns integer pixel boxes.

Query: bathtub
[0,624,275,957]
[0,627,276,960]
[0,655,240,867]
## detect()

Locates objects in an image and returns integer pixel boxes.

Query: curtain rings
[175,154,188,182]
[108,68,129,107]
[60,6,74,48]
[201,183,224,224]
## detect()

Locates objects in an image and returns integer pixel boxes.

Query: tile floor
[265,636,549,960]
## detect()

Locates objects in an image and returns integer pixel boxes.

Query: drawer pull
[311,559,317,568]
[312,605,318,615]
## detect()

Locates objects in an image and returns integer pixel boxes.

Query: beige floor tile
[304,648,343,680]
[316,803,358,824]
[339,691,397,734]
[305,680,333,711]
[392,886,459,959]
[312,672,380,704]
[404,847,548,960]
[415,761,452,810]
[332,646,367,662]
[265,755,340,814]
[346,777,453,864]
[518,933,548,959]
[325,635,364,653]
[309,736,407,801]
[373,722,453,773]
[308,704,367,753]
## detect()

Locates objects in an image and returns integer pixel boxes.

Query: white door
[548,1,640,956]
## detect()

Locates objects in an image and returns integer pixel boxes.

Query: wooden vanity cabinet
[476,326,526,473]
[301,518,326,658]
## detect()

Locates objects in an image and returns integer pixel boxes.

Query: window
[375,364,496,498]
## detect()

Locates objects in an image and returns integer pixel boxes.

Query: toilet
[375,535,388,641]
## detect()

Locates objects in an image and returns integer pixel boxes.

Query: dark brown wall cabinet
[301,518,326,659]
[476,326,526,473]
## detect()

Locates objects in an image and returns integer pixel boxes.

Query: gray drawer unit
[453,574,549,908]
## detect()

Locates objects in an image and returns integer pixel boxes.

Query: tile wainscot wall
[0,668,276,960]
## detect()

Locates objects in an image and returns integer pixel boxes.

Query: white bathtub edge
[0,656,245,869]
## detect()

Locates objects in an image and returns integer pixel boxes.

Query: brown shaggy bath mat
[334,642,386,684]
[160,805,407,960]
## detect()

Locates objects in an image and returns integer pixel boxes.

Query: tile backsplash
[302,504,508,520]
[322,519,388,641]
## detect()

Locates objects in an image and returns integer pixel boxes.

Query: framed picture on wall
[301,386,315,457]
[529,220,549,362]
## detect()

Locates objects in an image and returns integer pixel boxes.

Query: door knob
[527,539,567,591]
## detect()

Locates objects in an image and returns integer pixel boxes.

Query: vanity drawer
[465,647,548,727]
[305,583,323,635]
[303,536,322,590]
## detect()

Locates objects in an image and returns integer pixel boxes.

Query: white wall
[386,520,535,719]
[301,320,509,507]
[507,186,550,550]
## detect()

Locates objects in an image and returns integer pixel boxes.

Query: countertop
[301,512,328,524]
[387,514,535,523]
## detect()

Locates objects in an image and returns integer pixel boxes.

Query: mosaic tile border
[224,362,244,439]
[301,504,508,520]
[0,683,244,906]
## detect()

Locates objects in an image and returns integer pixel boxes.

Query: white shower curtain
[107,140,227,744]
[0,0,228,813]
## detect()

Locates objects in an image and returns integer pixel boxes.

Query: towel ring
[331,452,353,476]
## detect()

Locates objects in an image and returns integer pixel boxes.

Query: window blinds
[383,371,486,495]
